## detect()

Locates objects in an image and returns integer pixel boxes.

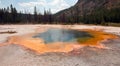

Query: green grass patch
[101,23,120,27]
[108,23,120,27]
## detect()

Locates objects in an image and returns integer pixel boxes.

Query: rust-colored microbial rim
[1,29,118,54]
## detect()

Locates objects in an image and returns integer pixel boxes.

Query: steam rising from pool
[33,28,93,44]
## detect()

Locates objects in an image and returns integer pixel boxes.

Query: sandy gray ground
[0,38,120,66]
[0,25,120,66]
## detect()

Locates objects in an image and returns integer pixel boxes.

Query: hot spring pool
[33,28,93,44]
[7,28,117,53]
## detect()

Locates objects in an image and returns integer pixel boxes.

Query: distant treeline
[56,6,120,25]
[0,4,120,24]
[82,7,120,24]
[0,4,53,24]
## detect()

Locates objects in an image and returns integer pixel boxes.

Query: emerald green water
[33,28,93,44]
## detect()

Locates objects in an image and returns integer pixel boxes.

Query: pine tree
[34,6,38,23]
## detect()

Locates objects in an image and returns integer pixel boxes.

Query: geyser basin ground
[0,25,120,66]
[6,28,118,54]
[33,28,93,44]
